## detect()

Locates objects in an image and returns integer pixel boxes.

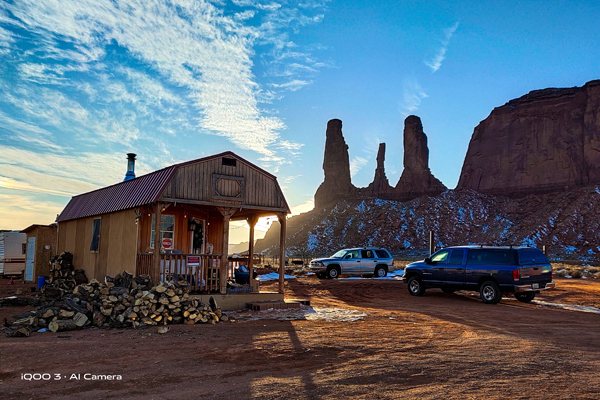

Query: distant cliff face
[314,116,446,208]
[458,80,600,196]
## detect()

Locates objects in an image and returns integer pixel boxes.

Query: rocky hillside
[256,186,600,262]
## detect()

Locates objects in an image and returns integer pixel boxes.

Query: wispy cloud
[424,21,459,73]
[350,156,368,178]
[401,77,428,115]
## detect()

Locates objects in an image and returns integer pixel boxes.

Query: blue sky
[1,0,600,242]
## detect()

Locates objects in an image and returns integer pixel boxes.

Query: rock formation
[395,115,447,199]
[365,143,392,195]
[457,79,600,196]
[315,116,446,207]
[314,119,356,208]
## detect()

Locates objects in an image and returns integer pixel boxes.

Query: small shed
[56,152,290,296]
[20,224,58,282]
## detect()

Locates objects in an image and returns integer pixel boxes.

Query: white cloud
[271,79,312,91]
[350,156,368,178]
[0,193,64,230]
[401,78,428,115]
[424,21,459,73]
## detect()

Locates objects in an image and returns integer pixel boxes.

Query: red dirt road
[1,276,600,399]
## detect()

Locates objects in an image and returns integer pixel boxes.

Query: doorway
[189,219,205,254]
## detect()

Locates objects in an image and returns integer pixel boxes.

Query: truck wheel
[374,266,387,278]
[480,281,501,304]
[515,292,535,303]
[407,276,425,296]
[326,266,340,279]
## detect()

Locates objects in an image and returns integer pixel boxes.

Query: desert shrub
[587,267,599,274]
[555,269,567,277]
[571,270,583,279]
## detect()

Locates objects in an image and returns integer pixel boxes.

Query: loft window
[222,157,237,167]
[90,218,101,252]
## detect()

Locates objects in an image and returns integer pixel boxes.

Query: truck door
[360,249,376,274]
[444,249,465,287]
[341,250,361,274]
[429,249,450,283]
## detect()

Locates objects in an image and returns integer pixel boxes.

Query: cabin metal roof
[56,151,289,222]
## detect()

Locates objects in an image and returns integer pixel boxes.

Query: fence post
[429,231,435,255]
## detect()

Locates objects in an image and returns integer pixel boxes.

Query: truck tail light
[512,268,520,281]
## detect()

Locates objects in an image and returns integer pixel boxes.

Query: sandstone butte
[315,79,600,206]
[314,115,447,208]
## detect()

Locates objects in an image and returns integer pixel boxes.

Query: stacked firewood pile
[41,252,88,299]
[4,272,227,337]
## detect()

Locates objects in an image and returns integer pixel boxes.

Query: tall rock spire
[395,115,447,198]
[314,119,356,208]
[366,143,392,194]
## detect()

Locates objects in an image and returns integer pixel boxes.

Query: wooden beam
[217,207,237,294]
[246,215,259,287]
[160,197,288,213]
[152,203,162,285]
[278,213,287,294]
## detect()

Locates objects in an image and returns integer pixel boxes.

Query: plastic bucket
[37,276,48,290]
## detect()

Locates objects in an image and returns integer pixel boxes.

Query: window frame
[150,214,176,250]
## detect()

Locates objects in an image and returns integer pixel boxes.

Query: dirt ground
[1,274,600,400]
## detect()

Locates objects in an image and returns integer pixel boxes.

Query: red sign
[187,256,200,266]
[162,237,173,249]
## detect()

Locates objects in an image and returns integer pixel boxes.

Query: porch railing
[136,253,223,292]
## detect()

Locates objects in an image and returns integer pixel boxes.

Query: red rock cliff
[457,80,600,196]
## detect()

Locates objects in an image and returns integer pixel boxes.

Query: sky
[1,0,600,243]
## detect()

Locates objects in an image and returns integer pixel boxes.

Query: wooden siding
[162,156,287,210]
[57,209,137,280]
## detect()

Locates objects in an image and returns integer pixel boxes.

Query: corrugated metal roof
[57,166,177,222]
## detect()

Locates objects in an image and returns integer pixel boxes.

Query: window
[375,249,391,258]
[151,214,175,250]
[467,249,512,266]
[448,250,464,265]
[518,249,549,265]
[431,250,449,263]
[345,250,360,259]
[361,250,375,258]
[90,218,101,251]
[222,157,237,167]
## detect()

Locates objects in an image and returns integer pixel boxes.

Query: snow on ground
[343,269,405,280]
[228,305,367,322]
[256,272,296,282]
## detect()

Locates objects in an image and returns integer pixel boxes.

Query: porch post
[246,216,259,284]
[217,207,237,294]
[278,213,287,294]
[152,203,162,285]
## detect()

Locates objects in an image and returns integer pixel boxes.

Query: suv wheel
[515,292,535,303]
[407,276,425,296]
[326,266,340,279]
[374,266,387,278]
[480,281,501,304]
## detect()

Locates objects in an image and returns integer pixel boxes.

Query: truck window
[448,249,464,265]
[431,250,449,263]
[467,249,512,265]
[518,249,549,265]
[375,249,390,258]
[361,250,374,258]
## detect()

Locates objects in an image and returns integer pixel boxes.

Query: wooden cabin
[56,152,290,295]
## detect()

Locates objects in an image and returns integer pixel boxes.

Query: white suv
[309,248,394,279]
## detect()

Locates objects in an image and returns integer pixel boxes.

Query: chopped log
[59,310,75,319]
[62,297,88,315]
[49,320,77,332]
[73,312,88,327]
[155,285,167,293]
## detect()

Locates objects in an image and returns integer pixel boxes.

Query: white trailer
[0,231,27,277]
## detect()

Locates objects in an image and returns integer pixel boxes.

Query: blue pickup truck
[402,246,555,304]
